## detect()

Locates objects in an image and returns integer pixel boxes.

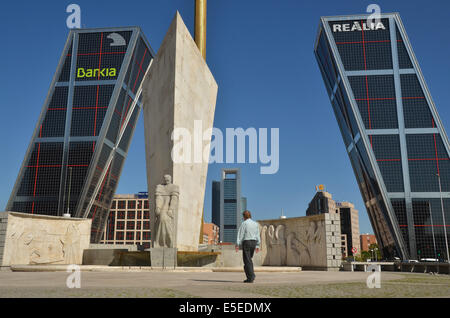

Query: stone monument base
[0,211,91,266]
[150,247,177,268]
[258,213,342,270]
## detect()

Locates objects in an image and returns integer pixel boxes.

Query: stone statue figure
[154,174,179,248]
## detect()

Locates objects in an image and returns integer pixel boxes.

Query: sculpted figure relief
[8,222,65,265]
[275,225,287,266]
[260,225,270,264]
[264,224,287,266]
[286,232,311,266]
[264,225,275,265]
[3,215,90,266]
[286,232,301,265]
[306,220,324,265]
[154,175,179,248]
[262,221,326,266]
[61,224,81,264]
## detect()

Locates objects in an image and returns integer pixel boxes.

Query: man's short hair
[243,210,251,219]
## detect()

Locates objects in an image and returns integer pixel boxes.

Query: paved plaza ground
[0,268,449,298]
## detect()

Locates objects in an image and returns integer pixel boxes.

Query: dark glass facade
[306,191,335,215]
[223,177,238,243]
[7,28,155,243]
[211,181,221,230]
[315,14,450,260]
[212,169,243,243]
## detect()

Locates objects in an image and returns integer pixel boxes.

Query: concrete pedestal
[150,247,177,268]
[142,12,218,251]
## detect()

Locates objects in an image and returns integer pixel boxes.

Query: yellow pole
[195,0,207,60]
[195,0,206,243]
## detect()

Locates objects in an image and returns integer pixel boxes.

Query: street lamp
[64,167,73,218]
[370,247,378,262]
[436,173,450,264]
[427,201,438,261]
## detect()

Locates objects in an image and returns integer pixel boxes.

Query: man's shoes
[243,279,254,283]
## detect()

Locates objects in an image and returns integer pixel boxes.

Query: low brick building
[203,222,219,245]
[360,234,377,252]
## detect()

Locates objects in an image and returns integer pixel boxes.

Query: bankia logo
[332,21,386,32]
[77,67,117,78]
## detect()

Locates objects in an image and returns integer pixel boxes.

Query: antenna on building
[280,208,286,219]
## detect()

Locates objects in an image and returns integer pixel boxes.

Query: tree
[360,251,371,262]
[368,243,381,260]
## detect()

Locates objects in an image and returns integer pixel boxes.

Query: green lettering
[77,68,85,78]
[77,67,118,79]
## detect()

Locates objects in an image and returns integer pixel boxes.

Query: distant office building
[211,181,221,229]
[306,191,338,216]
[341,234,348,258]
[307,190,360,255]
[211,169,246,243]
[7,27,154,244]
[361,234,378,252]
[100,193,151,249]
[222,169,242,243]
[315,13,450,260]
[337,201,361,255]
[202,223,219,245]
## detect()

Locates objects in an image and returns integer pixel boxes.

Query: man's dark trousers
[242,240,257,281]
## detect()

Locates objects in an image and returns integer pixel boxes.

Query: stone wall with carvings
[0,212,91,266]
[0,212,8,266]
[258,213,342,270]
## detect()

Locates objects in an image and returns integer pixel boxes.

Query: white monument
[142,12,218,251]
[259,213,342,270]
[0,212,91,266]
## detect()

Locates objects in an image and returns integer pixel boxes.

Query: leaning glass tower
[315,13,450,260]
[7,27,154,243]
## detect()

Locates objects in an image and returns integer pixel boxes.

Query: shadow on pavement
[191,279,246,284]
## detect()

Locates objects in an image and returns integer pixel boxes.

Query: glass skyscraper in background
[211,181,221,231]
[315,13,450,260]
[212,169,246,243]
[7,27,154,243]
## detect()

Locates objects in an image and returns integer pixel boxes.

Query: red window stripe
[121,49,148,129]
[335,40,402,45]
[67,51,126,56]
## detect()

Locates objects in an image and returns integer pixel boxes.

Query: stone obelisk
[142,12,218,251]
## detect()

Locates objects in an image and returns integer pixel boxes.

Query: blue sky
[1,0,450,234]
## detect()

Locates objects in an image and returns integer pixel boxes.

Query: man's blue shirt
[236,218,261,248]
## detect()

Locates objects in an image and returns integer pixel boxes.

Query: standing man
[235,210,261,283]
